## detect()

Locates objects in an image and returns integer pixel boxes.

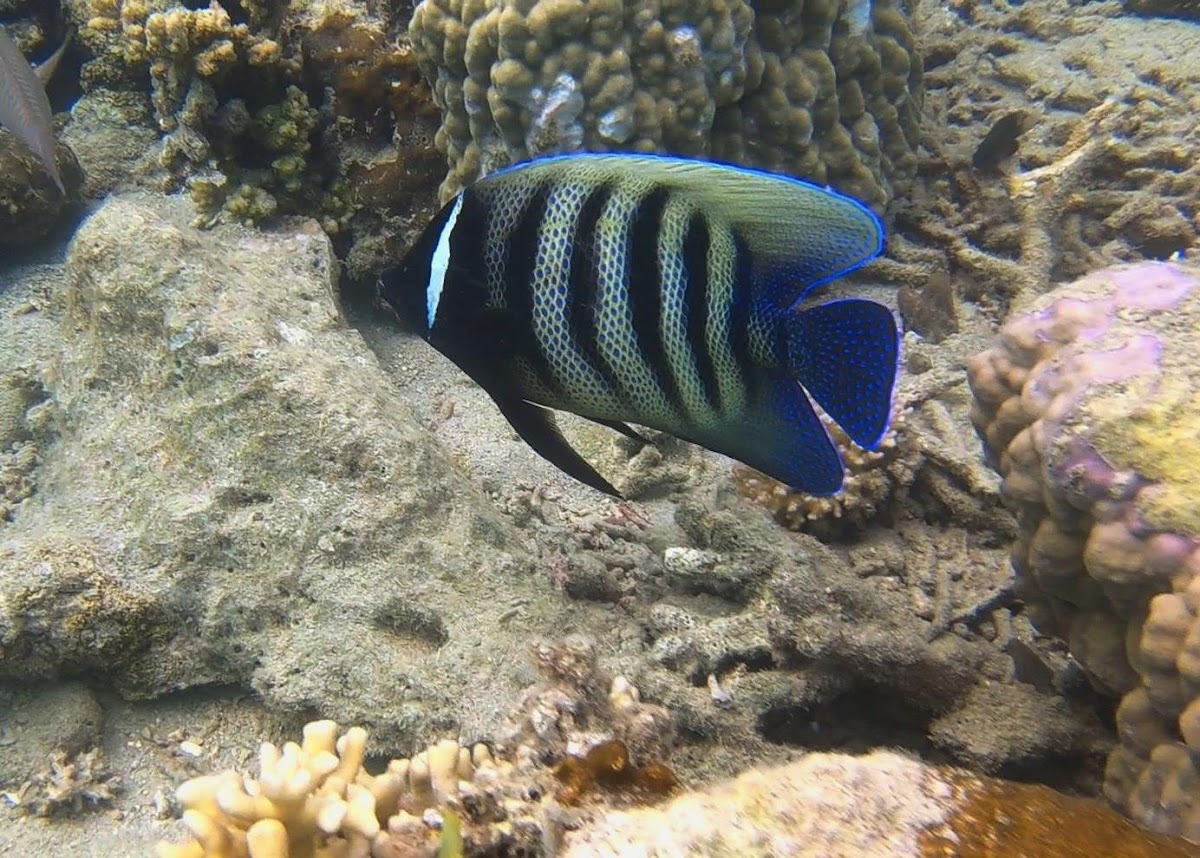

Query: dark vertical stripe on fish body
[681,211,720,414]
[504,182,558,394]
[451,191,491,290]
[626,187,683,417]
[568,182,625,404]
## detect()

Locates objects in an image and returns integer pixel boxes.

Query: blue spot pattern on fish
[380,153,900,498]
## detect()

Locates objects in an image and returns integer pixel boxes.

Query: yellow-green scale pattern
[530,181,620,412]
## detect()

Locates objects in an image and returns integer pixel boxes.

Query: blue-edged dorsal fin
[683,373,845,496]
[476,153,884,305]
[489,392,624,498]
[786,298,900,450]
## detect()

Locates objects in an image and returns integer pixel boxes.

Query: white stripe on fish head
[427,193,465,330]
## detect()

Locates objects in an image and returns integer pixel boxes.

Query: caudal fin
[785,299,899,449]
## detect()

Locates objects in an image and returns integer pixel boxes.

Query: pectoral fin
[491,392,623,498]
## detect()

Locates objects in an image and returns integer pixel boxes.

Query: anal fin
[492,394,624,498]
[591,418,650,446]
[688,374,845,496]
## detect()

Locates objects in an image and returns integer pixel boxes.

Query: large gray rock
[0,194,590,749]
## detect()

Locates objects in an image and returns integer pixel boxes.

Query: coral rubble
[9,748,121,818]
[408,0,922,206]
[902,0,1200,308]
[968,261,1200,841]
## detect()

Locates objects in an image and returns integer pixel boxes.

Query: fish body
[380,153,899,497]
[0,26,63,192]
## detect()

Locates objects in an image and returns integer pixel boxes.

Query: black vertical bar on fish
[626,187,684,417]
[503,182,558,394]
[567,183,625,406]
[447,192,491,303]
[682,210,720,415]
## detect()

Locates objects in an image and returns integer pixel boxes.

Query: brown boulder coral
[408,0,921,207]
[967,261,1200,841]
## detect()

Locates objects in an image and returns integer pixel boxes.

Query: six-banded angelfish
[379,153,899,498]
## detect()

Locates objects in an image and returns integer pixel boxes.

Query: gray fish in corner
[380,153,899,498]
[0,26,64,193]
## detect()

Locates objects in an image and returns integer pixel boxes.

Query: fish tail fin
[785,299,900,449]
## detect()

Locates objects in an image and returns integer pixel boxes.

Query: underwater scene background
[1,0,1200,854]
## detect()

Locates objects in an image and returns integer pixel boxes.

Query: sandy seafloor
[2,0,1200,854]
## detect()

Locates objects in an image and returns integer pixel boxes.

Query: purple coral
[967,261,1200,842]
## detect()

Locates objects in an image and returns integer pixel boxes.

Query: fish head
[378,253,434,340]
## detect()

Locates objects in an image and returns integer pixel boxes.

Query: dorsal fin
[476,153,884,306]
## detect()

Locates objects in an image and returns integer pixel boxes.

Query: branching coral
[906,99,1127,310]
[898,1,1200,311]
[157,638,677,857]
[732,405,919,541]
[967,261,1200,841]
[732,379,1009,542]
[156,720,385,858]
[9,748,120,817]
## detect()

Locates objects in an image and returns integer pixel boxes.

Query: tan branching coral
[155,720,387,858]
[158,639,677,857]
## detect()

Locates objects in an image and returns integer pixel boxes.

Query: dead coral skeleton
[4,748,121,817]
[908,100,1129,309]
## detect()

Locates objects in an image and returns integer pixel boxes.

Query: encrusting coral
[562,750,1200,857]
[408,0,922,206]
[967,261,1200,842]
